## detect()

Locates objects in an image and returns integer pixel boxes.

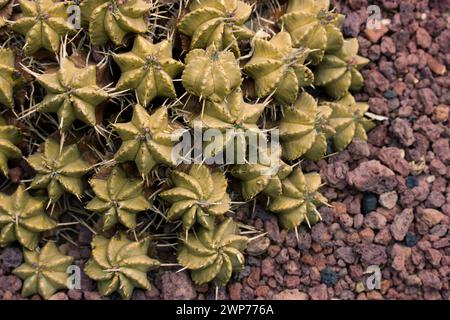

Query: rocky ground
[0,0,449,300]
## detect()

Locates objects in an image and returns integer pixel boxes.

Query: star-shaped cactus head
[0,184,57,250]
[113,104,179,176]
[12,0,75,56]
[86,166,151,231]
[0,48,25,109]
[35,57,109,131]
[84,233,160,300]
[177,0,254,57]
[80,0,154,46]
[177,218,247,286]
[314,38,369,98]
[182,45,242,102]
[13,241,74,299]
[268,168,327,230]
[243,31,314,105]
[0,115,22,177]
[26,138,91,203]
[159,164,230,231]
[279,0,344,64]
[113,36,184,106]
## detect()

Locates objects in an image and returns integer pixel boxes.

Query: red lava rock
[0,276,21,294]
[379,191,398,209]
[309,284,328,300]
[335,247,356,264]
[311,223,332,244]
[418,270,442,290]
[348,138,370,159]
[347,160,398,194]
[368,97,389,115]
[49,292,69,300]
[377,147,410,176]
[374,227,392,245]
[390,208,414,241]
[365,24,389,43]
[367,291,384,300]
[0,247,23,269]
[381,37,396,56]
[267,245,281,258]
[425,248,442,266]
[364,70,390,95]
[246,267,261,289]
[359,228,375,243]
[160,271,196,300]
[228,283,242,300]
[391,118,415,146]
[247,236,270,256]
[418,208,446,227]
[255,285,270,298]
[429,159,447,176]
[433,139,450,164]
[432,104,449,123]
[273,289,308,300]
[320,162,348,189]
[8,167,23,183]
[364,211,387,230]
[275,248,289,264]
[416,27,432,49]
[67,289,83,300]
[261,258,276,277]
[264,217,282,244]
[83,291,103,300]
[390,244,410,272]
[284,275,301,289]
[427,56,447,75]
[283,260,301,276]
[356,243,388,265]
[425,191,446,208]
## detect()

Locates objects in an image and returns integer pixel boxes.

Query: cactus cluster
[0,0,377,299]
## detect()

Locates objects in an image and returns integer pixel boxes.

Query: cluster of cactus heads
[0,0,378,299]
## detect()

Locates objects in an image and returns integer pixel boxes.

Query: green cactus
[230,146,293,200]
[268,168,327,230]
[12,0,75,56]
[26,138,91,203]
[159,164,230,231]
[279,0,344,64]
[0,116,22,177]
[113,104,178,176]
[84,233,160,300]
[86,166,151,231]
[182,45,241,102]
[0,0,14,28]
[243,31,314,105]
[314,38,369,98]
[323,93,375,151]
[113,36,184,106]
[0,48,25,109]
[36,57,109,131]
[0,184,57,250]
[80,0,153,46]
[177,0,254,57]
[279,92,335,161]
[177,218,247,286]
[13,241,73,299]
[189,87,265,158]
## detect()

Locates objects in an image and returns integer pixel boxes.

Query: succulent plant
[26,138,91,203]
[279,0,344,64]
[243,31,314,105]
[159,164,230,231]
[113,36,184,106]
[177,218,247,286]
[230,146,293,200]
[322,93,374,151]
[80,0,153,46]
[13,241,73,299]
[36,57,109,131]
[314,38,369,99]
[0,116,22,177]
[0,185,57,250]
[177,0,254,57]
[0,0,14,28]
[182,45,241,102]
[279,92,335,161]
[12,0,75,56]
[113,104,178,176]
[86,166,151,231]
[268,168,327,230]
[189,87,265,158]
[84,233,160,300]
[0,48,24,109]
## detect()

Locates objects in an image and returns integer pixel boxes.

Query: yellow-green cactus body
[113,36,184,106]
[0,185,57,250]
[80,0,153,46]
[324,93,374,151]
[243,31,314,105]
[26,138,91,203]
[113,104,177,176]
[86,167,151,231]
[182,45,241,102]
[159,164,230,231]
[268,168,326,230]
[279,0,344,64]
[314,38,369,98]
[177,218,247,286]
[13,242,73,299]
[84,233,160,300]
[190,88,265,158]
[0,116,22,176]
[36,58,109,131]
[0,48,24,108]
[230,146,293,200]
[279,92,334,161]
[12,0,74,56]
[177,0,254,57]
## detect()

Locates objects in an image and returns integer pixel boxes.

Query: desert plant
[0,115,22,177]
[13,241,73,299]
[0,48,24,109]
[84,233,160,300]
[0,0,14,28]
[26,138,91,203]
[177,218,247,286]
